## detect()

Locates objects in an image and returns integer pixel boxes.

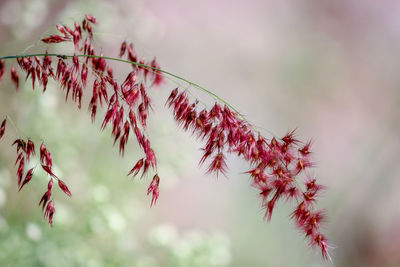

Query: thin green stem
[3,113,27,138]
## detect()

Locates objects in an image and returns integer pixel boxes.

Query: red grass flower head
[44,200,55,227]
[0,15,330,259]
[147,174,160,206]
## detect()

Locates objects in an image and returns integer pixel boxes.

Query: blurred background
[0,0,399,266]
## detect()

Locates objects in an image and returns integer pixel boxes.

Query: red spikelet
[133,126,143,146]
[89,88,98,123]
[44,200,55,227]
[253,182,272,206]
[19,167,34,191]
[42,35,70,43]
[0,60,5,85]
[17,157,25,186]
[86,23,93,38]
[40,142,53,168]
[0,119,6,140]
[299,140,313,156]
[147,174,160,206]
[39,190,51,211]
[39,179,53,211]
[72,54,79,73]
[150,58,164,86]
[138,103,147,128]
[127,43,137,64]
[206,152,228,177]
[129,109,137,127]
[11,67,19,91]
[166,88,178,106]
[13,139,26,154]
[58,180,72,197]
[14,152,23,166]
[56,24,67,36]
[141,159,150,178]
[41,164,58,179]
[85,14,97,24]
[146,148,157,170]
[119,121,130,155]
[128,158,144,177]
[101,101,118,131]
[65,25,75,36]
[26,139,35,163]
[264,198,276,222]
[41,71,48,92]
[119,41,127,58]
[281,129,300,145]
[40,143,47,163]
[310,233,331,261]
[81,63,88,88]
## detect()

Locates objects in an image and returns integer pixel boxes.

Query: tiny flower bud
[58,180,72,197]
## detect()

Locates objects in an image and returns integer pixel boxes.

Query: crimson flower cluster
[166,90,330,259]
[7,136,71,227]
[0,15,162,227]
[0,15,329,259]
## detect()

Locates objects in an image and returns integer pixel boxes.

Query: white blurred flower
[26,222,42,241]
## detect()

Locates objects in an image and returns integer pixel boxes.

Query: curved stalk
[0,53,247,123]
